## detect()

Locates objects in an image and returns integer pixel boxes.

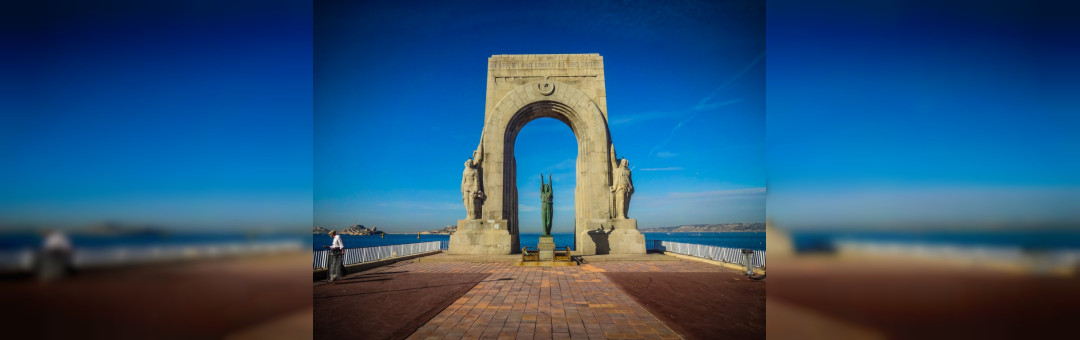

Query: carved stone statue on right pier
[610,158,634,219]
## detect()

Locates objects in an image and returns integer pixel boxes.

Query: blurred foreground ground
[0,251,312,339]
[766,254,1080,339]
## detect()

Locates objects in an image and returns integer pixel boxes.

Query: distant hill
[312,226,331,234]
[641,223,765,233]
[419,225,456,235]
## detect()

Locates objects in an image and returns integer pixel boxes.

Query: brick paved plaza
[315,258,763,340]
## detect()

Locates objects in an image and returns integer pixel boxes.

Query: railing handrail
[651,240,767,268]
[313,240,442,269]
[832,239,1080,268]
[0,241,304,271]
[312,240,443,252]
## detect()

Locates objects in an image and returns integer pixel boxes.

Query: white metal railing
[651,240,766,268]
[0,249,36,271]
[313,249,328,269]
[73,241,303,267]
[834,240,1024,262]
[1049,250,1080,268]
[0,241,303,271]
[313,241,442,269]
[833,240,1080,271]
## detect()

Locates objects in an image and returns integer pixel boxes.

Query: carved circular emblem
[538,82,555,96]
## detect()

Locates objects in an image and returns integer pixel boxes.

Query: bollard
[741,249,755,276]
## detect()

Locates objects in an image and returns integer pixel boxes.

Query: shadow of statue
[588,225,613,254]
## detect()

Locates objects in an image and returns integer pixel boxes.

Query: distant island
[418,225,456,235]
[641,223,765,233]
[312,224,385,236]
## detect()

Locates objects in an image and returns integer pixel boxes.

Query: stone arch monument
[449,54,646,255]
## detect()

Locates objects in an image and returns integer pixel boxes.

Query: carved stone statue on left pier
[461,145,484,219]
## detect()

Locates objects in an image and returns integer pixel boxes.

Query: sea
[311,232,767,251]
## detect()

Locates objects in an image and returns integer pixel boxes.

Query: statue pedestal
[579,219,646,255]
[448,219,512,255]
[538,235,555,261]
[608,219,646,254]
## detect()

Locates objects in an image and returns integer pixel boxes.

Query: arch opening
[509,115,579,252]
[501,100,592,253]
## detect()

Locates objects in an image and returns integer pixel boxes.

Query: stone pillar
[448,219,512,255]
[580,218,645,255]
[607,219,646,254]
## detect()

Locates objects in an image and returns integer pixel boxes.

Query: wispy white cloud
[668,187,766,198]
[631,187,766,204]
[693,98,745,112]
[694,51,764,111]
[542,158,576,172]
[609,110,681,126]
[655,151,677,158]
[646,51,764,158]
[647,116,695,157]
[615,52,761,130]
[638,167,683,171]
[629,187,767,225]
[379,200,460,211]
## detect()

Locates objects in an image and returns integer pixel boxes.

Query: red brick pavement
[314,271,489,340]
[604,272,765,339]
[356,259,741,340]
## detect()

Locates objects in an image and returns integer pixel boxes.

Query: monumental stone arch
[449,54,646,255]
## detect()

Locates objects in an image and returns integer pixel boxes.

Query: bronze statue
[540,173,553,235]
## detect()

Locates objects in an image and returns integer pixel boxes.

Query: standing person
[323,230,345,283]
[39,229,73,282]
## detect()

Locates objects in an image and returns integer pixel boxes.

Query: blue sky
[766,1,1080,229]
[314,0,766,233]
[3,1,1073,234]
[0,2,313,230]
